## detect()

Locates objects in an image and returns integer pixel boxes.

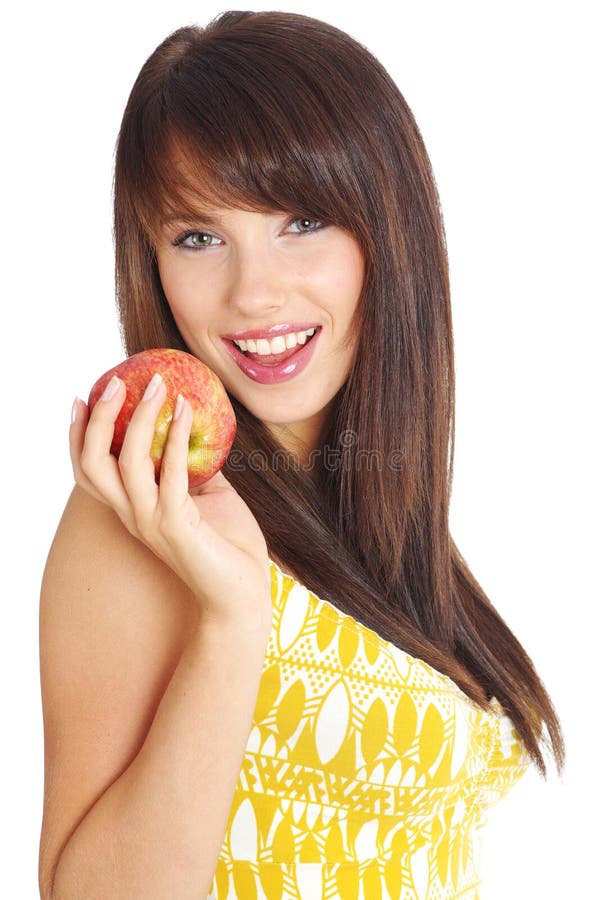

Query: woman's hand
[70,373,271,627]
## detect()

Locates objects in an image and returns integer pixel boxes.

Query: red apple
[88,348,236,488]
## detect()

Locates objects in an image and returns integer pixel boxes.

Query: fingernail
[143,372,162,402]
[101,375,120,402]
[71,397,80,424]
[174,393,184,420]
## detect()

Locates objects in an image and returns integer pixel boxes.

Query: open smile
[221,327,321,385]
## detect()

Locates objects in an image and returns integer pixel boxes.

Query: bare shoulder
[38,485,200,895]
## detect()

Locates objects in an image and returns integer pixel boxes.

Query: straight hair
[112,10,564,776]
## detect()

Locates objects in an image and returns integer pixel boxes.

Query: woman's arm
[40,379,273,898]
[39,486,272,899]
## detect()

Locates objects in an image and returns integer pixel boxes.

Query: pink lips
[222,328,321,385]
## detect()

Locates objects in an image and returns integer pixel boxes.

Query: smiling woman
[154,206,364,441]
[38,10,565,900]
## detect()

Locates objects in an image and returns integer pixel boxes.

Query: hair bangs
[121,31,374,255]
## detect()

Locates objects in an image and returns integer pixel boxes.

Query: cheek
[156,258,176,304]
[342,245,365,300]
[157,261,199,319]
[316,241,365,308]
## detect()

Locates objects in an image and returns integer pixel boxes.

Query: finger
[116,372,165,521]
[156,393,194,509]
[77,377,134,517]
[69,397,105,503]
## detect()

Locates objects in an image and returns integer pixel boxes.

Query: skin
[155,206,366,469]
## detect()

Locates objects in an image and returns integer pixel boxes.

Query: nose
[227,239,288,317]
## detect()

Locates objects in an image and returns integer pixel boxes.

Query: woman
[38,11,564,899]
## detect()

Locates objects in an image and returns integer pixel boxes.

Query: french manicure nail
[143,372,163,402]
[101,375,120,402]
[71,398,80,424]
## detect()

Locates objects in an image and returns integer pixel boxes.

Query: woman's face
[155,205,365,465]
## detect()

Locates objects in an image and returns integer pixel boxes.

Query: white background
[2,0,599,896]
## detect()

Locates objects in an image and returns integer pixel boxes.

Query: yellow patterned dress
[208,559,531,900]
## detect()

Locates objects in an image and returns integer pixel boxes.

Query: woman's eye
[174,231,220,250]
[287,216,323,234]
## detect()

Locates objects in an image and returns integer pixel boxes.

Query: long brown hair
[113,11,564,776]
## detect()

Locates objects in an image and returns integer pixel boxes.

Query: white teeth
[233,327,316,355]
[256,338,273,354]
